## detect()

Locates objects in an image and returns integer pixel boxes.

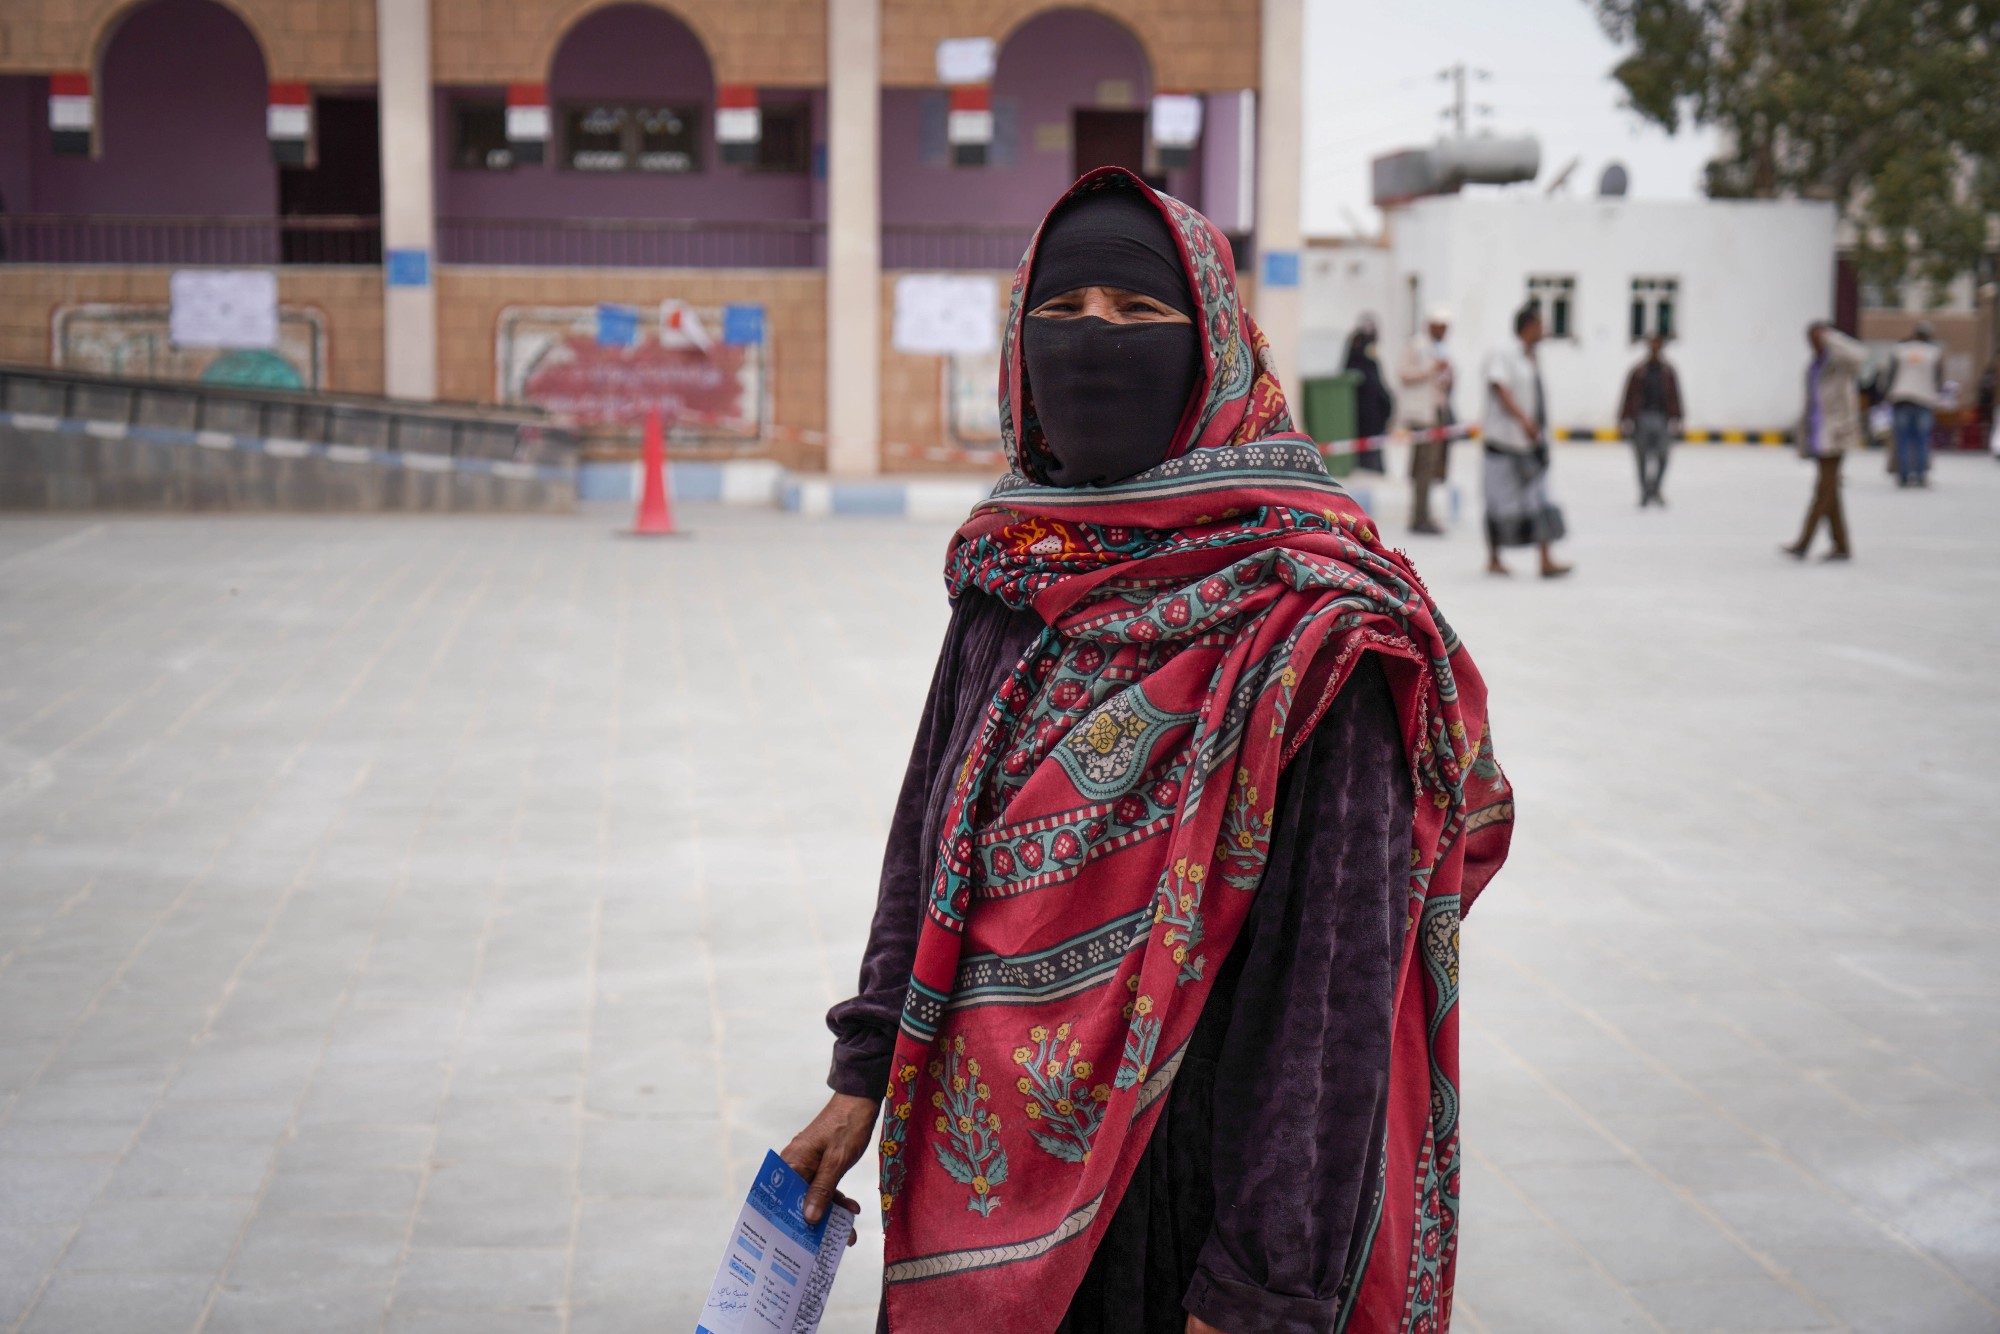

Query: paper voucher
[696,1149,856,1334]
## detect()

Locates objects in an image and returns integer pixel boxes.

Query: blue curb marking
[0,409,575,484]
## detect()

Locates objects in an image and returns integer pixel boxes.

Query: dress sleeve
[1182,655,1415,1334]
[824,593,1045,1100]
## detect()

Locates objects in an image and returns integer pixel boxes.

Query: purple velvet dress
[828,591,1414,1334]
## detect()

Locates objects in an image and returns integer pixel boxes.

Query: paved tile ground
[1,442,1997,1334]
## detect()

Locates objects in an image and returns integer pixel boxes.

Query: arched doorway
[995,8,1153,193]
[439,2,816,263]
[56,0,273,216]
[880,6,1160,241]
[549,4,716,178]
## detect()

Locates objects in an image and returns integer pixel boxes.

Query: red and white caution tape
[1320,422,1480,457]
[613,407,1483,470]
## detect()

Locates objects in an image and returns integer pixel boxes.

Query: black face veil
[1021,189,1203,487]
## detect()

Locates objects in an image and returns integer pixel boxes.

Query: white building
[1303,195,1839,434]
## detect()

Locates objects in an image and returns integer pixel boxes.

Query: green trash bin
[1300,372,1359,478]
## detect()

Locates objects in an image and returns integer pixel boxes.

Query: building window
[452,100,511,170]
[1858,279,1896,310]
[752,102,810,173]
[563,103,703,173]
[1527,275,1575,339]
[1630,276,1678,341]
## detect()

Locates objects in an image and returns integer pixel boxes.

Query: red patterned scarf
[878,169,1513,1334]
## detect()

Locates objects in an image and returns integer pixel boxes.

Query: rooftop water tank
[1372,135,1542,207]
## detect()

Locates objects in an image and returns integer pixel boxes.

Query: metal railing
[0,362,576,467]
[0,215,1066,274]
[882,223,1035,272]
[438,216,824,269]
[0,215,382,266]
[0,215,1064,272]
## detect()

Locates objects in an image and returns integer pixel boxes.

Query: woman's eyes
[1029,298,1172,319]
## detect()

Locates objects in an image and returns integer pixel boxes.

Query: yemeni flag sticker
[49,72,93,157]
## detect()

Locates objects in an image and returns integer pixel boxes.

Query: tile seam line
[558,534,629,1334]
[1461,1141,1677,1334]
[0,540,357,982]
[1583,886,2000,1118]
[697,537,840,1009]
[0,521,235,696]
[0,540,440,1132]
[0,523,252,743]
[1483,946,2000,1319]
[6,540,479,1334]
[366,540,591,1334]
[191,547,526,1334]
[1468,1020,1853,1332]
[0,527,354,862]
[1572,933,2000,1207]
[663,539,745,1212]
[1524,817,2000,1084]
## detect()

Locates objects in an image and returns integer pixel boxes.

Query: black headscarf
[1021,188,1202,487]
[1345,319,1393,472]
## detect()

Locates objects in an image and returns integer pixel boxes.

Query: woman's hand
[779,1093,879,1240]
[1186,1316,1231,1334]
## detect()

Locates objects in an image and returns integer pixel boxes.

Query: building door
[278,95,382,264]
[1072,109,1146,179]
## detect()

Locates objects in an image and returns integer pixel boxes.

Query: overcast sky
[1300,0,1723,236]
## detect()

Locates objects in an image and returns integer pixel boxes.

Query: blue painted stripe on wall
[827,484,910,517]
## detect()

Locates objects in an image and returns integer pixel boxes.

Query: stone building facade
[0,0,1296,471]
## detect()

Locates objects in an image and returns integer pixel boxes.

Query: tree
[1592,0,2000,297]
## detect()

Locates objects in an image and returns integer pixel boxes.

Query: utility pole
[1438,62,1491,138]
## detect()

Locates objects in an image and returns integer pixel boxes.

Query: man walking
[1886,321,1944,486]
[1785,320,1865,562]
[1398,306,1454,534]
[1481,303,1571,577]
[1618,333,1683,507]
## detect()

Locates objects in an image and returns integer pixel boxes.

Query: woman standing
[781,170,1513,1334]
[1344,315,1394,474]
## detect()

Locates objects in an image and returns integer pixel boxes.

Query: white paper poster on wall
[892,274,999,357]
[935,37,996,85]
[169,270,280,350]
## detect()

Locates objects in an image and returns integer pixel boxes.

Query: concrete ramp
[0,365,576,513]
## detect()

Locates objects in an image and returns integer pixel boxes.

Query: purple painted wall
[23,0,274,216]
[436,3,820,225]
[0,77,35,216]
[881,7,1200,229]
[0,0,1233,249]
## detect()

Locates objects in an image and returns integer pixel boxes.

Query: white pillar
[377,0,438,400]
[1255,0,1304,410]
[825,0,881,475]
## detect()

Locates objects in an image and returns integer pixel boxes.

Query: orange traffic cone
[631,405,681,537]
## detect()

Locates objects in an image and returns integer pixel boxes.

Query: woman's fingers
[778,1137,821,1192]
[784,1094,879,1227]
[831,1190,863,1246]
[802,1148,852,1227]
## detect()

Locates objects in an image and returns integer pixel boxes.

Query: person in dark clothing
[1618,334,1684,507]
[1979,355,1999,461]
[778,169,1512,1334]
[1344,316,1393,474]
